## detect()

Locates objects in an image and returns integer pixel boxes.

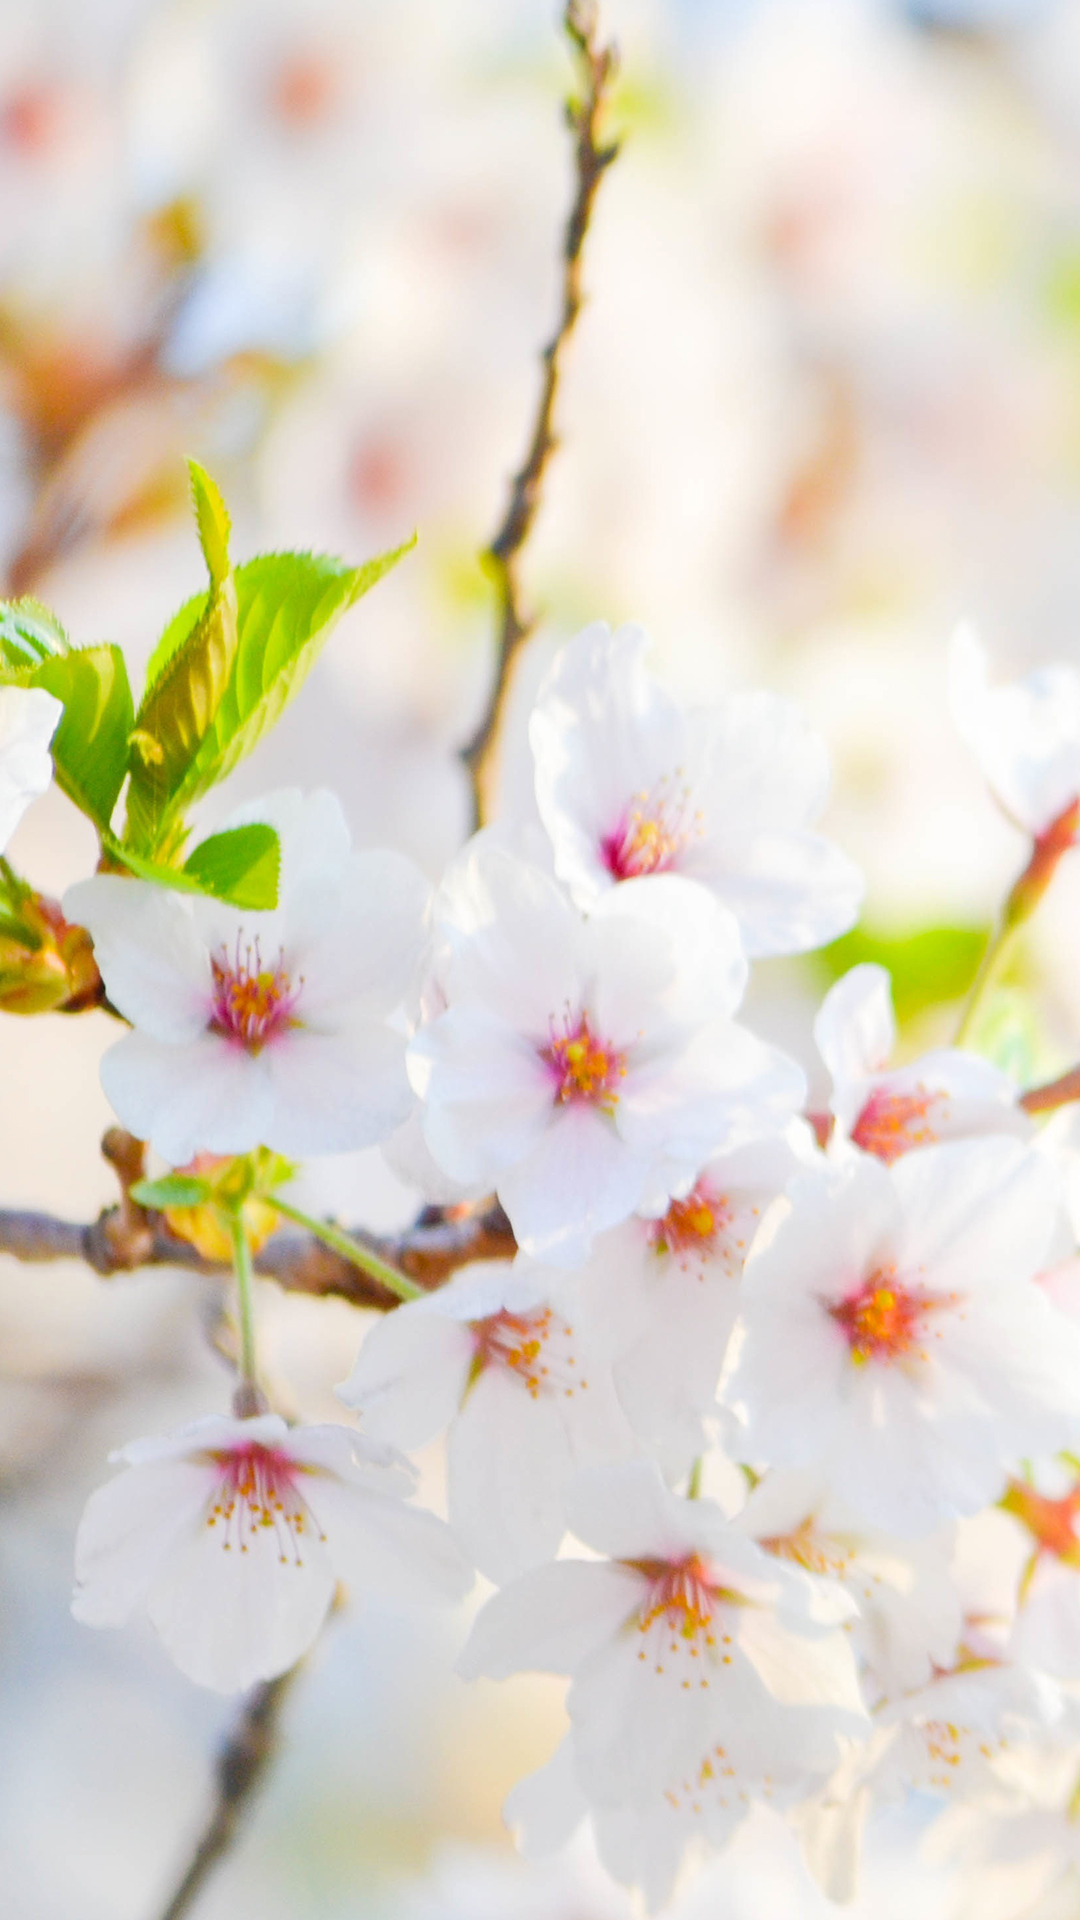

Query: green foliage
[181,822,280,910]
[30,646,134,832]
[131,1174,212,1209]
[813,922,988,1026]
[0,598,69,672]
[152,538,415,827]
[126,460,240,851]
[102,821,280,910]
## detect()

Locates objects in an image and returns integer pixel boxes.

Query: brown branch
[0,1189,516,1307]
[153,1662,301,1920]
[1020,1066,1080,1117]
[459,0,620,825]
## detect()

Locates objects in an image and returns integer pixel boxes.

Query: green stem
[270,1196,423,1303]
[687,1457,704,1500]
[228,1208,260,1392]
[954,919,1018,1048]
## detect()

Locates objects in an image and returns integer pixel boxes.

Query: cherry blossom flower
[72,1411,471,1693]
[734,1466,962,1698]
[65,788,430,1165]
[338,1258,634,1583]
[1002,1470,1080,1682]
[0,684,62,853]
[528,622,863,957]
[407,841,806,1265]
[723,1140,1080,1534]
[949,623,1080,840]
[814,963,1029,1164]
[572,1136,802,1479]
[459,1461,867,1822]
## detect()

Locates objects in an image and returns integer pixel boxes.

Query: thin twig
[153,1664,300,1920]
[1019,1066,1080,1116]
[459,0,620,825]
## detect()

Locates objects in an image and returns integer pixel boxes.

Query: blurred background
[5,0,1080,1913]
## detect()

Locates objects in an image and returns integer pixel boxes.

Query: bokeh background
[5,0,1080,1913]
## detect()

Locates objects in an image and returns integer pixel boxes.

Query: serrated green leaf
[141,588,205,700]
[188,459,231,591]
[132,1175,213,1210]
[102,823,280,909]
[152,537,414,826]
[182,822,280,910]
[813,922,989,1026]
[0,597,70,675]
[29,645,134,831]
[126,467,240,850]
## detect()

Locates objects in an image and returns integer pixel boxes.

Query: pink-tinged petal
[889,1138,1059,1296]
[146,1499,336,1693]
[531,622,687,909]
[115,1412,291,1467]
[282,1420,411,1489]
[689,690,832,838]
[496,1105,653,1265]
[72,1458,215,1627]
[814,964,896,1091]
[300,1476,472,1605]
[458,1558,644,1680]
[100,1030,273,1165]
[410,1004,555,1185]
[0,684,61,851]
[949,623,1080,836]
[448,1369,573,1583]
[338,1307,475,1451]
[619,1020,806,1167]
[503,1736,587,1856]
[287,848,431,1019]
[64,876,212,1041]
[264,1021,412,1155]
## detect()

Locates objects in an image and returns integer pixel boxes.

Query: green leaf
[126,465,240,850]
[131,1175,213,1210]
[0,597,70,675]
[141,588,205,700]
[30,645,134,831]
[188,459,231,590]
[153,537,414,825]
[812,922,989,1026]
[182,822,280,910]
[102,823,280,909]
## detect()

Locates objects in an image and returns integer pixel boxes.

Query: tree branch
[1019,1066,1080,1117]
[153,1662,301,1920]
[459,0,620,825]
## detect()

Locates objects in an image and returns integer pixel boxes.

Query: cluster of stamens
[649,1179,728,1262]
[470,1306,585,1400]
[210,935,299,1052]
[600,775,704,881]
[630,1554,735,1683]
[917,1717,998,1791]
[850,1083,944,1164]
[203,1442,323,1565]
[831,1266,955,1367]
[542,1011,626,1112]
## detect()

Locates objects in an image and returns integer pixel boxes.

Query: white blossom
[338,1258,634,1583]
[65,788,430,1165]
[407,840,805,1266]
[0,684,62,853]
[814,962,1028,1163]
[72,1412,471,1693]
[949,623,1080,839]
[529,621,863,957]
[723,1140,1080,1534]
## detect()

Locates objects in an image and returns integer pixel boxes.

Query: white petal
[890,1137,1059,1296]
[448,1370,573,1582]
[287,848,431,1020]
[409,1004,555,1185]
[64,876,212,1041]
[264,1021,412,1154]
[337,1306,474,1450]
[497,1104,653,1265]
[100,1029,273,1164]
[503,1736,586,1857]
[0,684,61,851]
[72,1458,215,1626]
[458,1558,643,1680]
[302,1474,472,1604]
[814,964,896,1090]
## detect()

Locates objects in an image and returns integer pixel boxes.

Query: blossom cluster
[14,614,1080,1914]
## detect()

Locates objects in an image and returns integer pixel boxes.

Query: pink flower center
[850,1084,943,1164]
[600,778,702,880]
[648,1179,730,1259]
[627,1554,739,1682]
[470,1305,586,1399]
[210,937,299,1052]
[542,1013,626,1112]
[830,1266,957,1366]
[204,1442,324,1564]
